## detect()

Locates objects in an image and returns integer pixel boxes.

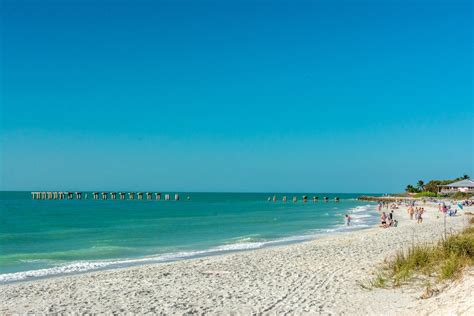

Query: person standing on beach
[408,206,414,220]
[416,208,424,224]
[442,204,448,214]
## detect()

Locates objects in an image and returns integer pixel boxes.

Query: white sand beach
[1,201,473,315]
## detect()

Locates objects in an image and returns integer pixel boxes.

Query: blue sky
[1,0,473,192]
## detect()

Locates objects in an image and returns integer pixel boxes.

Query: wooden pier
[32,192,342,202]
[31,191,185,201]
[267,195,340,203]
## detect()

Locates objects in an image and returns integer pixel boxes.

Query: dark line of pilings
[30,192,183,201]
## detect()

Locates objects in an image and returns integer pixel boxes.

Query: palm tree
[416,180,425,191]
[462,174,470,180]
[405,184,416,193]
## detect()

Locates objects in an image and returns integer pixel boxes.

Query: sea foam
[0,200,379,283]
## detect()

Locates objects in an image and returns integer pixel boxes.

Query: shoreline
[1,201,473,314]
[0,203,379,284]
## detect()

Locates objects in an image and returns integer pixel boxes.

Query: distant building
[438,179,474,194]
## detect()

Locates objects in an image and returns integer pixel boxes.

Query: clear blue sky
[1,0,473,193]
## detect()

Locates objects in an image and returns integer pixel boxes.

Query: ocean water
[0,192,378,283]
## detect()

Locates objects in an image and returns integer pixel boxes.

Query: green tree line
[405,174,470,194]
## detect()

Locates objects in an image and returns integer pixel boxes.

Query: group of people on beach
[407,205,424,224]
[379,210,398,228]
[438,202,460,217]
[376,202,399,228]
[377,202,400,212]
[373,196,471,230]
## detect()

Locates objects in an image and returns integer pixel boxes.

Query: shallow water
[0,192,379,282]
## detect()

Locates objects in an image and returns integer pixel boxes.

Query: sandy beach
[1,201,473,315]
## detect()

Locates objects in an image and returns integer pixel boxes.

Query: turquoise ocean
[0,192,379,283]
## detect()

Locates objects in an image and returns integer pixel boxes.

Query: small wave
[350,214,372,219]
[334,203,379,231]
[227,235,264,243]
[0,261,110,282]
[0,204,379,283]
[215,234,316,252]
[324,223,370,233]
[18,259,53,263]
[211,242,265,252]
[0,233,319,283]
[347,205,373,213]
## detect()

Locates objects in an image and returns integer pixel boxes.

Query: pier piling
[30,191,188,202]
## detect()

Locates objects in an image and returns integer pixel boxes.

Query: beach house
[438,179,474,194]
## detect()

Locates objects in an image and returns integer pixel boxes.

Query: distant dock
[268,195,340,202]
[31,192,183,201]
